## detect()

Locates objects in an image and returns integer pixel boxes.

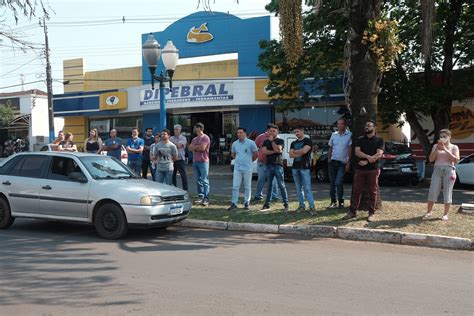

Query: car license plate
[169,205,183,215]
[401,167,411,173]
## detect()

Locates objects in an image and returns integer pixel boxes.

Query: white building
[0,89,50,154]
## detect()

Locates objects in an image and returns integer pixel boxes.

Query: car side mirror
[69,172,87,183]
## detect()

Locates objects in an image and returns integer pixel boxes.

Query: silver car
[0,152,191,239]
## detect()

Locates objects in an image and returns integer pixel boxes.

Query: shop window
[113,116,143,140]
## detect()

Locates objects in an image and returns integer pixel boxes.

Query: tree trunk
[431,0,463,141]
[405,110,432,159]
[349,0,381,139]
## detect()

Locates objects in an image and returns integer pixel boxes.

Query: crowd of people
[51,119,460,222]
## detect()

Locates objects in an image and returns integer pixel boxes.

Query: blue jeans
[231,170,253,205]
[255,162,280,200]
[156,170,173,185]
[264,164,288,206]
[193,162,210,199]
[329,160,345,203]
[292,168,315,208]
[128,159,142,176]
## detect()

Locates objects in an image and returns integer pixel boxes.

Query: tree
[0,0,50,49]
[379,0,473,157]
[0,105,15,127]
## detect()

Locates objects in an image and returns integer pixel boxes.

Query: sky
[0,0,276,94]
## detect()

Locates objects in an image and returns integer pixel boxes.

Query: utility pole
[40,16,55,143]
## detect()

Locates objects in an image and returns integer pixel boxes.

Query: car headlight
[140,195,162,206]
[184,193,189,201]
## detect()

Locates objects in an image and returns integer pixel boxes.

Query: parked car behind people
[314,141,419,185]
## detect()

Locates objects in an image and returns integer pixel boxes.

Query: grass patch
[189,195,474,240]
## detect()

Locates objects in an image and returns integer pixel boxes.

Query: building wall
[63,59,85,93]
[239,106,272,135]
[62,116,87,150]
[83,66,142,91]
[29,96,49,150]
[174,60,238,80]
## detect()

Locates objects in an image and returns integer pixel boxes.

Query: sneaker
[441,215,448,221]
[227,204,237,211]
[338,202,344,209]
[201,198,209,207]
[261,204,271,212]
[243,203,250,210]
[422,212,432,219]
[367,214,376,222]
[283,204,289,212]
[194,198,203,205]
[253,196,262,201]
[328,202,338,209]
[342,211,356,220]
[295,206,306,212]
[307,207,316,216]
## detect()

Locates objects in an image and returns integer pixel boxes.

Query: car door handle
[42,185,52,190]
[2,181,11,186]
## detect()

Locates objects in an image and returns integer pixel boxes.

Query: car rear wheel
[316,167,329,182]
[0,197,15,229]
[94,203,128,239]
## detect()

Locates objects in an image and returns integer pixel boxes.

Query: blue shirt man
[232,137,258,172]
[126,128,144,175]
[104,129,122,160]
[228,128,258,211]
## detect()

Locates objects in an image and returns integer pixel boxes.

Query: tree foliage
[0,0,50,49]
[379,0,473,157]
[260,0,473,156]
[0,105,15,127]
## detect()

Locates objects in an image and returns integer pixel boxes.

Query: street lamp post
[142,33,179,131]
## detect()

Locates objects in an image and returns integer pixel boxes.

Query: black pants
[172,159,188,190]
[142,159,154,181]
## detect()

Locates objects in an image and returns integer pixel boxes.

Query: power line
[1,58,38,77]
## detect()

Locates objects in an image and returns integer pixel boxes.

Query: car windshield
[80,156,137,180]
[385,143,412,155]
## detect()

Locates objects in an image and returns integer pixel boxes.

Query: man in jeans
[328,118,352,209]
[188,122,210,206]
[170,124,188,190]
[228,127,258,211]
[343,120,384,222]
[289,127,315,214]
[153,129,178,185]
[126,128,144,175]
[253,123,280,201]
[142,127,155,180]
[261,124,289,212]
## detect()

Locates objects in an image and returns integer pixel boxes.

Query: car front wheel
[0,197,15,229]
[94,203,128,239]
[316,167,329,182]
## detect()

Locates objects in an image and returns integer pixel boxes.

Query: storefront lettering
[140,83,233,105]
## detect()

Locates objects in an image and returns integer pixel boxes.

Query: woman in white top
[424,129,460,221]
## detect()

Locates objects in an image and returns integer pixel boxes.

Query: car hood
[90,178,187,205]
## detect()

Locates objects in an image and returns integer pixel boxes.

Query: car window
[385,143,412,155]
[459,155,474,164]
[0,156,23,175]
[17,155,49,178]
[48,156,85,181]
[80,156,135,180]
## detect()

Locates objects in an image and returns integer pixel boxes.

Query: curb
[176,219,472,250]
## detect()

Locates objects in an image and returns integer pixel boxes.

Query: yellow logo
[99,91,128,110]
[186,23,214,43]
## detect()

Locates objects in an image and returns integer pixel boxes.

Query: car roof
[12,151,98,158]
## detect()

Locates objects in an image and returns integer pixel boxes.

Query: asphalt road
[0,220,472,315]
